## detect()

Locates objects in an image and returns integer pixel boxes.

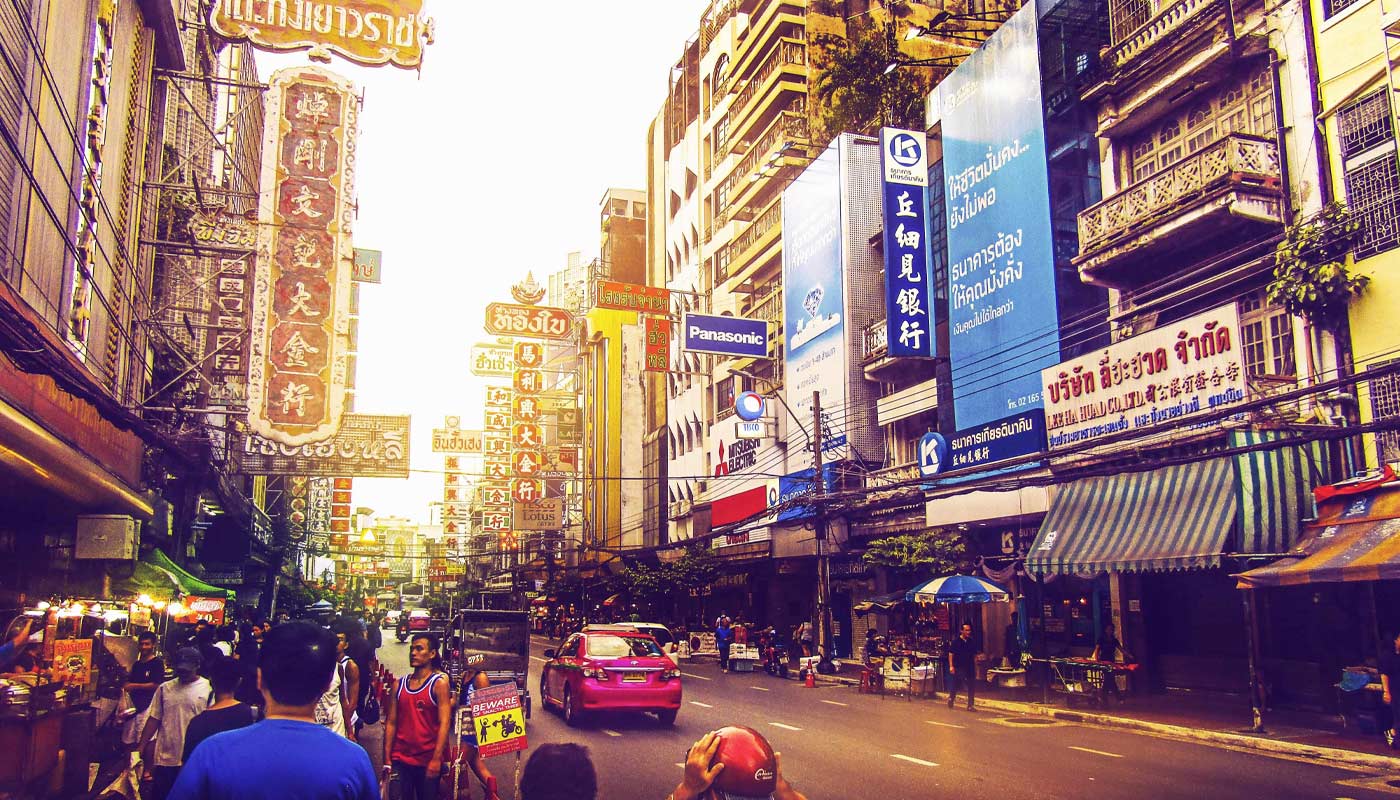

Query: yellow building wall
[583,307,638,555]
[1314,0,1400,467]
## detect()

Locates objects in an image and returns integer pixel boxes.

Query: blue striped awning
[1027,459,1238,576]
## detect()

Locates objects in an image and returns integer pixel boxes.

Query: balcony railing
[720,201,781,274]
[730,40,807,121]
[863,317,888,361]
[1078,134,1280,255]
[863,461,920,490]
[1106,0,1219,69]
[701,0,742,49]
[750,285,783,323]
[717,107,809,203]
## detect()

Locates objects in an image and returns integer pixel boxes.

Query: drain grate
[998,717,1058,725]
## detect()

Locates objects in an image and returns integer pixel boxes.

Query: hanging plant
[1266,202,1368,332]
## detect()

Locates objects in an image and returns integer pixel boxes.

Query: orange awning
[1238,483,1400,588]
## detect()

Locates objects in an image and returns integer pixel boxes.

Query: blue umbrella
[905,574,1010,604]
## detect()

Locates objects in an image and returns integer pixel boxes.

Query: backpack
[359,682,382,725]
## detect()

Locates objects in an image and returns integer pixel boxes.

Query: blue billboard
[682,312,769,358]
[935,3,1058,471]
[782,142,848,465]
[776,463,838,521]
[880,128,934,357]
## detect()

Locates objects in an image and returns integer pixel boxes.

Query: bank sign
[682,312,768,358]
[880,128,934,357]
[935,2,1058,471]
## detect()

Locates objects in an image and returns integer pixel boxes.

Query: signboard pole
[811,391,833,674]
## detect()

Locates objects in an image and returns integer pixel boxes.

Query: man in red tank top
[384,634,451,800]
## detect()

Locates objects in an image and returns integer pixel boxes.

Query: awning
[142,549,235,600]
[1028,458,1238,575]
[114,561,180,601]
[602,593,624,607]
[854,589,908,614]
[1237,482,1400,588]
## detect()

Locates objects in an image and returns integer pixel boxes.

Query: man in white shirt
[140,647,212,800]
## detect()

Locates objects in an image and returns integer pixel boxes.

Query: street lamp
[884,54,967,75]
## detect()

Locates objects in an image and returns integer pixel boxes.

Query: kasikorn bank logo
[888,132,922,167]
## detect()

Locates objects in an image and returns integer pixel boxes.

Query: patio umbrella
[905,574,1010,605]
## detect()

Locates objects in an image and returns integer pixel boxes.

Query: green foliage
[862,527,968,573]
[621,545,720,601]
[1267,202,1368,331]
[812,24,927,145]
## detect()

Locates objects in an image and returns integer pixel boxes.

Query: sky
[256,1,710,523]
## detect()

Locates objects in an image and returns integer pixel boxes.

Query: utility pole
[812,391,833,672]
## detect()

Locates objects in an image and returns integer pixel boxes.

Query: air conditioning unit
[75,515,139,560]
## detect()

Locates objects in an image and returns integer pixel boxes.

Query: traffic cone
[805,669,815,688]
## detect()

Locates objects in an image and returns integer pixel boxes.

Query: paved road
[374,632,1400,799]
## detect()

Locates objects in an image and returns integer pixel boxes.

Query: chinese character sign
[249,66,358,446]
[645,317,670,372]
[880,128,933,358]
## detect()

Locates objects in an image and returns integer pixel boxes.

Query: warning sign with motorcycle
[466,682,527,758]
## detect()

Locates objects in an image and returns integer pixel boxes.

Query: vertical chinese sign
[644,317,670,372]
[330,478,353,550]
[880,128,934,358]
[482,386,514,553]
[249,66,358,445]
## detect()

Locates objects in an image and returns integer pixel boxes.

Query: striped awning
[1237,484,1400,588]
[1027,458,1237,575]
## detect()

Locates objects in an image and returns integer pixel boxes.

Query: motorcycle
[760,628,790,679]
[395,617,409,643]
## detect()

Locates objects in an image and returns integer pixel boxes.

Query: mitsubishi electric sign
[682,312,768,358]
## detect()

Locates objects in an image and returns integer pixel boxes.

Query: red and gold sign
[513,369,543,395]
[514,341,544,369]
[512,450,541,477]
[209,0,435,71]
[597,280,670,314]
[484,302,575,341]
[512,422,542,450]
[645,317,671,373]
[512,394,541,423]
[511,478,544,504]
[249,66,357,445]
[484,410,511,431]
[484,459,510,480]
[482,511,511,533]
[484,385,512,409]
[481,482,511,506]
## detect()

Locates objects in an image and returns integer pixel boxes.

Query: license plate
[623,671,646,683]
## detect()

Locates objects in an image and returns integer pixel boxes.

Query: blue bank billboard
[934,2,1058,471]
[880,128,935,358]
[782,142,848,465]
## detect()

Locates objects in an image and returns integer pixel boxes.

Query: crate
[731,657,757,673]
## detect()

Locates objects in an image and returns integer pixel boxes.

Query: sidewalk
[808,669,1400,772]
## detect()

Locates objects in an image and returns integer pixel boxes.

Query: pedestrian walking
[167,622,379,800]
[313,638,347,736]
[1091,622,1132,703]
[797,620,814,658]
[519,744,596,800]
[1381,630,1400,749]
[122,631,164,748]
[139,647,212,800]
[946,623,979,711]
[385,633,452,800]
[716,616,734,673]
[233,622,262,708]
[181,657,258,762]
[336,630,361,740]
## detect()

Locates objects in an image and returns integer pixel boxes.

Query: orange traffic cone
[805,668,816,688]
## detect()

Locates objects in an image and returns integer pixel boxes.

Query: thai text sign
[596,280,669,313]
[880,128,934,357]
[248,66,358,446]
[682,312,768,358]
[240,414,410,477]
[935,3,1057,471]
[468,683,527,758]
[645,317,670,372]
[1041,304,1245,450]
[471,343,513,377]
[209,0,434,70]
[432,428,483,453]
[352,248,382,283]
[484,302,574,340]
[513,498,565,530]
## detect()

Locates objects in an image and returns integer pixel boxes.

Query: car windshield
[586,634,662,659]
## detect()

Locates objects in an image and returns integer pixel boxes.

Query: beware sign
[468,682,527,758]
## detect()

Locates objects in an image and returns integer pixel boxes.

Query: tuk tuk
[446,609,531,719]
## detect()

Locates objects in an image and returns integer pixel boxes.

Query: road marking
[529,656,547,663]
[925,720,966,729]
[690,701,714,708]
[681,672,712,681]
[820,700,848,707]
[1068,746,1122,759]
[890,754,939,768]
[675,763,685,769]
[602,729,622,738]
[769,722,802,731]
[750,686,770,692]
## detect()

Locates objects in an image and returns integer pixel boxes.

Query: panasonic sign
[681,312,770,358]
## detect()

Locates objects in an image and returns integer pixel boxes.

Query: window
[1366,359,1400,463]
[1324,0,1364,17]
[1239,292,1296,378]
[1338,91,1400,259]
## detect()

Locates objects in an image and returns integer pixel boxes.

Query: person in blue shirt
[716,616,734,673]
[0,618,33,670]
[169,622,379,800]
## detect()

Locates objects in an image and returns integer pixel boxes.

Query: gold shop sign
[210,0,435,70]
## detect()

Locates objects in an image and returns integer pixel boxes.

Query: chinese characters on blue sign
[880,128,933,357]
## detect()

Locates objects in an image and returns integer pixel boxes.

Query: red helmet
[709,726,777,800]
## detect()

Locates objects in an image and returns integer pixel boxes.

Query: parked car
[408,608,432,631]
[587,622,682,660]
[540,629,681,727]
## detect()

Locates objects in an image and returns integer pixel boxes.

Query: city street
[371,634,1400,800]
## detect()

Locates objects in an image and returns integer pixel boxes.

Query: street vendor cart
[1035,656,1138,707]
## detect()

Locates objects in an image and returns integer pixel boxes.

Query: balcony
[749,285,783,324]
[863,461,920,491]
[701,0,742,49]
[731,40,807,120]
[719,201,781,281]
[1074,134,1284,288]
[862,317,888,361]
[717,105,808,200]
[1105,0,1222,71]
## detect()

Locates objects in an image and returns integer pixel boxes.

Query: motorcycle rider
[454,649,501,800]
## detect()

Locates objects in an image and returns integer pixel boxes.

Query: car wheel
[540,671,551,709]
[657,709,678,727]
[563,686,583,727]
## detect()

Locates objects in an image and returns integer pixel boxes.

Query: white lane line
[675,763,685,768]
[681,672,712,681]
[750,686,771,692]
[690,701,714,708]
[529,656,547,663]
[1068,746,1122,759]
[925,720,966,729]
[890,754,939,768]
[602,729,623,738]
[769,722,802,731]
[820,699,848,707]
